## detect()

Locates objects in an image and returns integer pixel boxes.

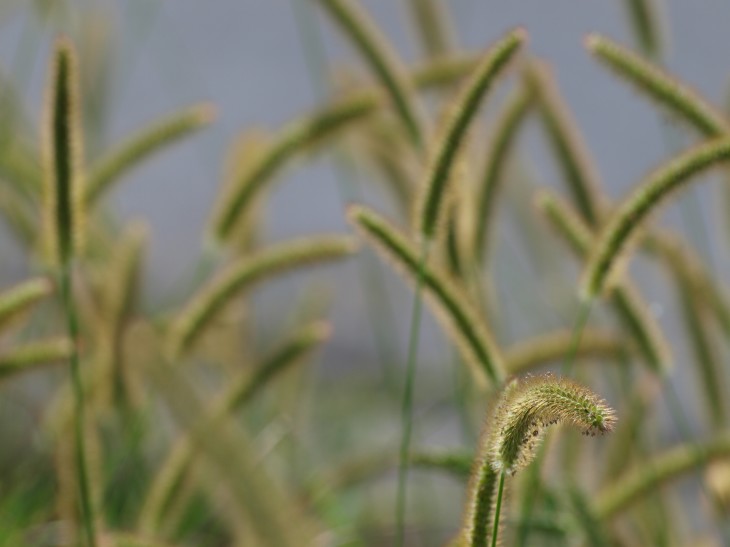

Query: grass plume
[418,28,527,239]
[348,204,505,386]
[581,136,730,299]
[167,236,355,358]
[85,103,216,205]
[318,0,425,148]
[586,34,730,137]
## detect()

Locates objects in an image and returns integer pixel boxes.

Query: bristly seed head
[488,373,615,474]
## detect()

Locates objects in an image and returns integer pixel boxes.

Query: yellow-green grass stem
[490,471,506,547]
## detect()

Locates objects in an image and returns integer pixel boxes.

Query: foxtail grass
[524,61,602,226]
[621,0,663,58]
[43,37,96,547]
[406,0,454,59]
[142,321,330,533]
[418,28,526,239]
[348,205,505,385]
[536,191,670,374]
[595,433,730,520]
[0,277,52,331]
[85,103,215,205]
[586,34,730,138]
[0,336,72,379]
[462,374,615,546]
[504,328,628,375]
[581,136,730,300]
[473,85,532,261]
[318,0,425,148]
[167,236,355,358]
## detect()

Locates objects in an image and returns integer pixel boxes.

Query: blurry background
[1,0,730,544]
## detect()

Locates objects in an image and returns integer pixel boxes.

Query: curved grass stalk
[536,191,670,374]
[211,95,376,242]
[167,236,355,358]
[44,37,96,547]
[348,205,505,385]
[463,374,615,546]
[0,183,36,247]
[0,277,52,331]
[594,433,730,519]
[581,136,730,300]
[317,0,425,148]
[85,103,215,205]
[524,61,602,226]
[418,28,526,239]
[473,86,532,261]
[0,336,72,379]
[141,321,330,533]
[621,0,663,59]
[586,34,730,137]
[504,328,628,375]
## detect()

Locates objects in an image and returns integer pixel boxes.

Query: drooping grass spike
[536,191,670,374]
[581,136,730,300]
[85,103,216,205]
[524,61,602,226]
[621,0,663,59]
[42,37,85,266]
[473,85,532,260]
[348,204,505,386]
[462,373,615,546]
[0,337,72,380]
[594,433,730,520]
[318,0,425,148]
[418,28,527,239]
[586,34,730,138]
[167,236,355,358]
[0,277,53,332]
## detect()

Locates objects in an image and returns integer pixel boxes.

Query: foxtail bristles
[142,321,331,533]
[0,277,53,331]
[595,433,730,520]
[581,136,730,300]
[407,0,454,59]
[524,61,602,226]
[85,103,216,205]
[536,191,671,375]
[504,328,628,375]
[418,28,527,239]
[586,34,730,137]
[318,0,425,148]
[347,204,505,386]
[42,38,85,266]
[212,95,376,242]
[0,337,72,379]
[621,0,663,58]
[487,373,615,474]
[473,85,532,260]
[167,236,355,359]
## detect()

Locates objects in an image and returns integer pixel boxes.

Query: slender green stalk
[395,238,429,547]
[562,299,593,376]
[348,205,505,385]
[490,471,506,547]
[621,0,663,59]
[60,266,96,547]
[290,0,401,389]
[407,0,454,59]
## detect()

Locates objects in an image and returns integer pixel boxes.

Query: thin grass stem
[490,471,506,547]
[395,237,430,547]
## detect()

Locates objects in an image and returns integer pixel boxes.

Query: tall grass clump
[4,3,730,546]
